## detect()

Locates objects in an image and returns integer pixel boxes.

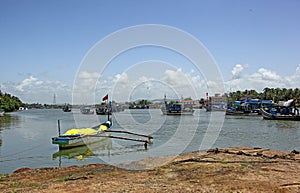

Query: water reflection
[273,120,300,129]
[0,114,22,147]
[52,137,150,168]
[0,114,22,130]
[53,138,112,160]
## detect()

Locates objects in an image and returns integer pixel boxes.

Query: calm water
[0,109,299,174]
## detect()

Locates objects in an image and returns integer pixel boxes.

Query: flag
[102,94,108,101]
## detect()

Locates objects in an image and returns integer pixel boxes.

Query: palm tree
[263,87,271,100]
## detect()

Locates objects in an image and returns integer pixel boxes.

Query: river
[0,108,299,174]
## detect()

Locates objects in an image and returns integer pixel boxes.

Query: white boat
[80,106,94,114]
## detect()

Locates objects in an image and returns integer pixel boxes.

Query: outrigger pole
[87,133,152,149]
[104,130,153,141]
[57,119,61,137]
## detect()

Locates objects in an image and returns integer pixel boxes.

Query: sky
[0,0,300,104]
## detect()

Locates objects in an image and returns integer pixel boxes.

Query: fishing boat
[205,104,226,112]
[161,102,194,115]
[225,99,273,116]
[80,106,94,114]
[160,94,194,115]
[62,104,72,112]
[225,108,259,116]
[261,108,300,121]
[96,106,112,115]
[52,121,112,150]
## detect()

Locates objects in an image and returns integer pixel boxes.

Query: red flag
[102,94,108,101]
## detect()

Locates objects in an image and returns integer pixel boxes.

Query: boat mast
[107,96,110,122]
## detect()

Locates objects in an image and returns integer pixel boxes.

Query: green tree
[0,90,23,112]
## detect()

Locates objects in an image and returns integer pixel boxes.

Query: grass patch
[9,181,22,188]
[57,177,72,182]
[56,174,88,182]
[0,174,9,182]
[240,163,248,167]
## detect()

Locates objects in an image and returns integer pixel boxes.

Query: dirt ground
[1,146,300,193]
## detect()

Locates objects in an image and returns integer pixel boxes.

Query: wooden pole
[107,96,110,122]
[104,130,153,139]
[57,120,61,136]
[87,134,151,144]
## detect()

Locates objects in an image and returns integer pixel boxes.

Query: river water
[0,109,299,174]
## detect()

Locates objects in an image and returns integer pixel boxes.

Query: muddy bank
[1,147,300,192]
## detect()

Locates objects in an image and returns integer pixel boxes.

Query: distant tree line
[0,90,24,112]
[226,88,300,104]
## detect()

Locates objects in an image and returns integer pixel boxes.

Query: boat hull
[261,108,300,121]
[161,109,194,115]
[226,110,259,116]
[161,103,194,115]
[52,133,108,150]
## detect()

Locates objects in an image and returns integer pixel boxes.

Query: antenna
[53,93,56,105]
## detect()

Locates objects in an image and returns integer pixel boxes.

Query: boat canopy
[249,99,260,104]
[261,100,272,104]
[234,101,241,105]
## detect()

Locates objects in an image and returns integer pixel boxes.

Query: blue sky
[1,0,300,103]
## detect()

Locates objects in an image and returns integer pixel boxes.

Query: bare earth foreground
[1,147,300,193]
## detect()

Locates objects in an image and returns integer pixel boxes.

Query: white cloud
[16,76,40,92]
[107,68,209,102]
[162,69,191,88]
[295,64,300,77]
[226,64,300,92]
[251,68,281,81]
[78,71,98,79]
[74,71,100,91]
[114,72,128,84]
[231,64,245,79]
[2,76,71,104]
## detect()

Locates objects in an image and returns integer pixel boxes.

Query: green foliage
[0,90,24,112]
[227,88,300,105]
[240,163,249,167]
[8,181,22,188]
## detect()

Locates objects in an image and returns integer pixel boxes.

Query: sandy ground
[1,147,300,193]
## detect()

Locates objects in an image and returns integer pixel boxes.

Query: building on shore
[204,93,227,111]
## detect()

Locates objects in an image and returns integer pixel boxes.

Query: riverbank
[1,147,300,192]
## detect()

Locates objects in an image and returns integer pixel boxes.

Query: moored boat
[96,106,112,115]
[225,108,259,116]
[161,102,194,115]
[80,106,94,114]
[62,104,72,112]
[261,108,300,121]
[52,121,112,150]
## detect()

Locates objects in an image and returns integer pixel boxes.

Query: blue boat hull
[52,134,108,150]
